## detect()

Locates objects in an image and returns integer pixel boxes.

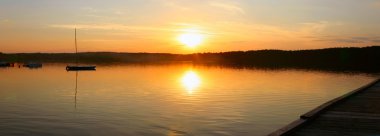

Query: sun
[178,30,204,48]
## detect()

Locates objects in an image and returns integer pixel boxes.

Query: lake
[0,64,377,136]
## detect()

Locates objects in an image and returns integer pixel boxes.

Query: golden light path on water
[181,70,201,94]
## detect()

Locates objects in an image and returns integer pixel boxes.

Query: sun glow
[181,70,201,93]
[178,29,204,48]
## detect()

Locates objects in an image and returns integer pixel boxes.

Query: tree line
[1,46,380,72]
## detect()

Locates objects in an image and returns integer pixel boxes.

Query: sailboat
[66,28,96,71]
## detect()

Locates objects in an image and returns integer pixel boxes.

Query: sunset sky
[1,0,380,53]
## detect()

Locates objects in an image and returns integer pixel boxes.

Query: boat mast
[75,28,78,66]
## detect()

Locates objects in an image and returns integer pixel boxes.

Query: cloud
[220,21,330,38]
[335,39,364,44]
[297,22,380,45]
[163,0,190,11]
[209,2,245,14]
[49,23,171,32]
[79,7,127,20]
[82,7,97,13]
[203,20,379,48]
[299,21,329,34]
[113,10,125,15]
[49,23,215,35]
[311,36,380,44]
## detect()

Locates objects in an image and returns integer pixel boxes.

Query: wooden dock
[269,78,380,136]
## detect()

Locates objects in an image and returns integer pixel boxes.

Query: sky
[1,0,380,53]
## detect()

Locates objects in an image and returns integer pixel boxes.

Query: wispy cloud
[79,7,127,20]
[81,7,98,13]
[163,1,190,11]
[49,23,215,35]
[299,21,330,34]
[209,1,245,14]
[299,21,380,44]
[49,23,173,32]
[214,21,331,38]
[199,20,353,48]
[310,36,380,44]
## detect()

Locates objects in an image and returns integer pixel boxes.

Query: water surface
[0,64,377,136]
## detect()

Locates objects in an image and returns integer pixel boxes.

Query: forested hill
[1,46,380,72]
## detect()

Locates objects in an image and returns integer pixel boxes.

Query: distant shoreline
[2,46,380,55]
[1,46,380,73]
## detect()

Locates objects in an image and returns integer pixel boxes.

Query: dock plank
[269,79,380,136]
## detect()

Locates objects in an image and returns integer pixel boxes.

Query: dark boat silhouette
[23,62,42,68]
[66,65,96,71]
[66,28,96,71]
[0,62,11,67]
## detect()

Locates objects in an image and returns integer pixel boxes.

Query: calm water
[0,64,377,136]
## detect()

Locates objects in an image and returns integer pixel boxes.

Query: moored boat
[23,62,42,68]
[0,62,11,67]
[66,65,96,71]
[66,28,96,71]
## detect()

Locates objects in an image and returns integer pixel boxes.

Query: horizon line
[1,45,379,54]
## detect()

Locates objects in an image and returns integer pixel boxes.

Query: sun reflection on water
[181,70,201,94]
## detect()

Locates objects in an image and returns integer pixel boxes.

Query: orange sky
[1,0,380,53]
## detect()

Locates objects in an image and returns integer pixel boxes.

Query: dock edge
[268,78,380,136]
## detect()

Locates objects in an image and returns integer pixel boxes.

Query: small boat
[0,62,11,67]
[23,62,42,68]
[66,28,96,71]
[66,65,96,71]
